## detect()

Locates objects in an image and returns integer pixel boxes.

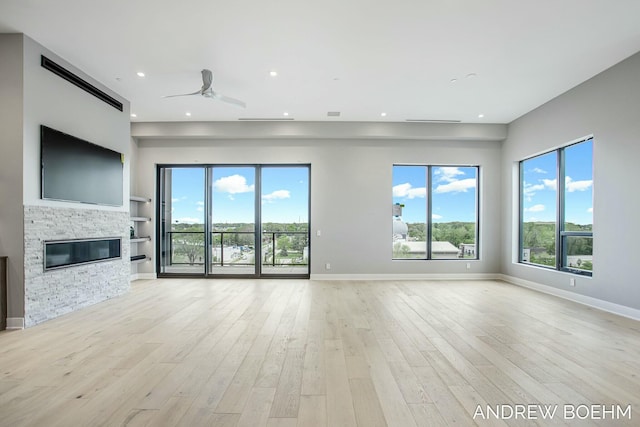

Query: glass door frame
[156,163,311,279]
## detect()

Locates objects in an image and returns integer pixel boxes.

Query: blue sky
[169,166,309,224]
[522,139,593,225]
[392,165,478,223]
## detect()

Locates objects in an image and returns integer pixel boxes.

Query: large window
[520,138,593,275]
[392,165,479,260]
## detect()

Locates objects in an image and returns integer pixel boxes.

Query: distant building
[392,218,461,258]
[459,243,475,257]
[395,241,461,259]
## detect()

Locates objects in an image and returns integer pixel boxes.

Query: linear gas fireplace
[44,238,122,270]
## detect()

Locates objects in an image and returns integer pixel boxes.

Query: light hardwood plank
[0,278,638,427]
[297,395,326,427]
[324,339,357,427]
[349,377,388,427]
[237,387,276,427]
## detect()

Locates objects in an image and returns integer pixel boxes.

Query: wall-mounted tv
[41,125,123,206]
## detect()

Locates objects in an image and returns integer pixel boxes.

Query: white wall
[0,34,25,323]
[133,124,504,278]
[0,34,131,325]
[501,51,640,311]
[22,35,130,209]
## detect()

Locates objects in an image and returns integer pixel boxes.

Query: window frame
[392,164,480,261]
[518,137,593,276]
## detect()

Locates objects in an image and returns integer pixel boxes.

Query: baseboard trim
[131,273,157,281]
[6,317,25,330]
[310,273,501,281]
[499,274,640,321]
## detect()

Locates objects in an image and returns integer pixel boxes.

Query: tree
[174,232,204,265]
[277,235,290,257]
[408,223,426,241]
[393,242,411,258]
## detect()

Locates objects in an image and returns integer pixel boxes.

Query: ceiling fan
[163,69,246,108]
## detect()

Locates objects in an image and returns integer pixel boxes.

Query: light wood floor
[1,279,639,427]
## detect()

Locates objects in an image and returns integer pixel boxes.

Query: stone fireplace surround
[23,205,130,327]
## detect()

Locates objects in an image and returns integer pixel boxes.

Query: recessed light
[450,78,458,83]
[130,113,137,118]
[283,112,289,116]
[185,112,191,117]
[270,70,278,77]
[478,113,484,118]
[381,112,387,117]
[136,72,145,77]
[466,73,477,79]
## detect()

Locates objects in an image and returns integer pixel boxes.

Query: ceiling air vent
[238,118,295,121]
[327,111,341,117]
[405,119,461,123]
[41,56,123,112]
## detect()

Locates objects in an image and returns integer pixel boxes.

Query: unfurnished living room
[1,1,639,426]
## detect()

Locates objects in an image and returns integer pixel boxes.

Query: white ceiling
[1,0,640,124]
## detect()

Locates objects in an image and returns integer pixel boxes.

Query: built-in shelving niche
[130,196,151,267]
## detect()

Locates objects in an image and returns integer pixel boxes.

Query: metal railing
[166,230,308,267]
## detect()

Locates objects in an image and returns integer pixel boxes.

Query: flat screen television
[41,125,123,206]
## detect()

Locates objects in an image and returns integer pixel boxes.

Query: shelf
[130,196,151,203]
[130,195,151,272]
[130,255,149,263]
[131,216,151,222]
[130,236,151,243]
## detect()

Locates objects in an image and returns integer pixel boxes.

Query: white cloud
[523,183,545,199]
[524,176,592,196]
[434,178,476,193]
[174,217,201,224]
[197,207,203,212]
[214,174,254,194]
[432,214,443,220]
[196,201,204,206]
[393,183,426,199]
[525,204,545,212]
[565,176,593,192]
[531,167,547,174]
[434,167,464,182]
[262,190,291,201]
[587,207,593,213]
[543,178,557,190]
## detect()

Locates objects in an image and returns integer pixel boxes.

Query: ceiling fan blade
[216,94,247,108]
[201,69,213,91]
[163,90,201,98]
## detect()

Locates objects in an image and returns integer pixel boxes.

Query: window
[392,165,479,260]
[520,138,593,275]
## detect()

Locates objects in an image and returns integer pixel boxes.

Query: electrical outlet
[316,230,322,237]
[466,262,471,269]
[569,278,576,287]
[325,263,331,270]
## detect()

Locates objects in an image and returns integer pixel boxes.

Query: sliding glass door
[260,166,310,275]
[210,167,256,275]
[158,167,206,275]
[157,164,309,278]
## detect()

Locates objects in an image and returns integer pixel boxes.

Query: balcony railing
[166,230,308,267]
